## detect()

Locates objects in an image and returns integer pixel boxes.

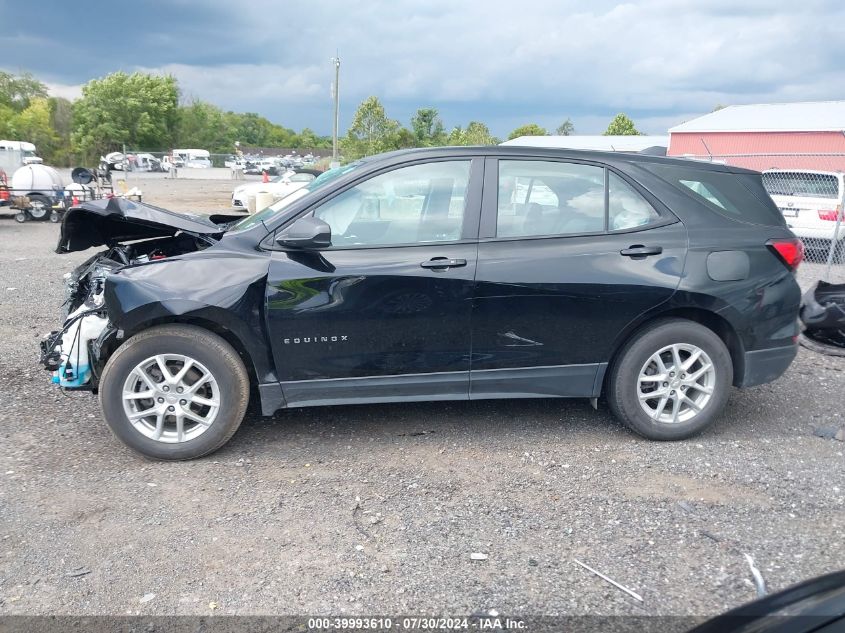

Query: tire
[49,210,60,223]
[14,211,26,223]
[28,194,50,220]
[606,318,733,440]
[99,324,250,460]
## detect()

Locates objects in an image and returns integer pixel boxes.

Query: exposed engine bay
[40,207,229,391]
[40,197,240,389]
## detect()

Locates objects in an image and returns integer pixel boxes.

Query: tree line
[0,70,644,166]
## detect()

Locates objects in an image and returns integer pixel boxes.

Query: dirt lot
[0,177,843,618]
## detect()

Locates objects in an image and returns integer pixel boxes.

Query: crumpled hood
[56,198,237,253]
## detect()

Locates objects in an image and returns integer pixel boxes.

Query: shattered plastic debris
[800,281,845,349]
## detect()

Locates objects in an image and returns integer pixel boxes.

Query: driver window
[313,161,470,247]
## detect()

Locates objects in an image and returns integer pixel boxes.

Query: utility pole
[331,54,340,168]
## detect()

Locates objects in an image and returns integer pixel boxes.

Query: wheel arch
[605,307,746,392]
[119,316,260,388]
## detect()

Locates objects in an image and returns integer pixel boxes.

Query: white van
[0,140,43,165]
[172,149,212,169]
[762,170,845,243]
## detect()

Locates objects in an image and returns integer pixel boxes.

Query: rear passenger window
[497,161,605,237]
[608,172,660,230]
[497,161,662,238]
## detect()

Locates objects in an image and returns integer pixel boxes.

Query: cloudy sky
[2,0,844,137]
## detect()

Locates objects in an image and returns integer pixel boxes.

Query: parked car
[172,149,212,169]
[128,153,163,172]
[231,169,321,209]
[243,157,281,176]
[763,169,845,257]
[41,147,802,459]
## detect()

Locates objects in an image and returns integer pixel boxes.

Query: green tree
[0,71,48,111]
[394,127,417,149]
[72,72,179,159]
[47,97,74,165]
[295,129,333,150]
[410,108,445,146]
[342,96,401,160]
[176,100,235,152]
[0,104,15,137]
[555,118,575,136]
[603,113,641,136]
[448,121,499,146]
[507,123,547,140]
[7,98,61,163]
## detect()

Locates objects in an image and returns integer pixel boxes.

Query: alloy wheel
[637,343,716,424]
[121,354,220,443]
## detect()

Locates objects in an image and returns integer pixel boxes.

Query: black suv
[42,147,803,459]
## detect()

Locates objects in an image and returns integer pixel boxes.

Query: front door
[266,158,483,406]
[470,157,687,399]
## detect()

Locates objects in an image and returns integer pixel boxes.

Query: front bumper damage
[40,197,233,390]
[40,307,112,389]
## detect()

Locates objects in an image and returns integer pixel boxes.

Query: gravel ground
[0,177,843,618]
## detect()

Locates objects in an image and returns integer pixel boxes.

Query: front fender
[103,253,277,382]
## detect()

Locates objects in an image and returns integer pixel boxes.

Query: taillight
[818,209,843,221]
[767,238,804,270]
[0,188,8,201]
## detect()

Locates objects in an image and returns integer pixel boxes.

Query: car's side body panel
[265,242,479,383]
[76,146,801,419]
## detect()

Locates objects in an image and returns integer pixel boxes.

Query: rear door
[470,157,687,399]
[266,158,483,406]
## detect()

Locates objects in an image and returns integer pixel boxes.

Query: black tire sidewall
[608,320,733,440]
[99,326,249,460]
[28,194,50,220]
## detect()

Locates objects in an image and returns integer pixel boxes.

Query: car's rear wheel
[607,319,733,440]
[99,325,250,460]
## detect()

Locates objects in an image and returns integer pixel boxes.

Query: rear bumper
[738,344,797,387]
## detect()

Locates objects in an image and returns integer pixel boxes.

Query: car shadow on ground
[217,389,788,459]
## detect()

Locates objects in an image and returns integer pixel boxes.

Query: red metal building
[667,101,845,172]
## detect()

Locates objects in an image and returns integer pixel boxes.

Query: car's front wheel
[99,325,250,460]
[606,319,733,440]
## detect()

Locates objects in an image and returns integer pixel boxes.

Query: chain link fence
[670,149,845,289]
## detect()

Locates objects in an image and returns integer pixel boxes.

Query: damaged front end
[40,197,236,390]
[39,254,115,389]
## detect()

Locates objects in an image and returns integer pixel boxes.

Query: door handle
[420,257,467,269]
[620,245,663,257]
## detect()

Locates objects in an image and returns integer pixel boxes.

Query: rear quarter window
[644,163,786,227]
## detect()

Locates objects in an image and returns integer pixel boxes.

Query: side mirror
[275,216,331,249]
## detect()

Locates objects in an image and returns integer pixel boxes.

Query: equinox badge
[284,336,348,344]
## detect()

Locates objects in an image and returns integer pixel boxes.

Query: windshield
[231,162,363,231]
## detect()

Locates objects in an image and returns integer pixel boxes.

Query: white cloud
[46,82,83,101]
[134,63,326,106]
[8,0,845,135]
